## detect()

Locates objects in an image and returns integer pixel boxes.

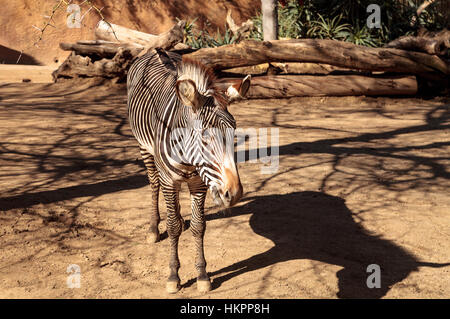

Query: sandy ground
[0,65,54,83]
[0,80,449,299]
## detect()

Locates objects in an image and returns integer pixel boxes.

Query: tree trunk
[385,30,449,56]
[222,62,354,76]
[60,41,142,59]
[52,48,135,81]
[261,0,278,40]
[216,74,418,98]
[94,20,184,51]
[183,39,449,77]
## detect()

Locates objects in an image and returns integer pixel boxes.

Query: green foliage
[248,0,448,47]
[180,0,448,48]
[177,18,238,49]
[346,25,379,47]
[252,0,318,39]
[249,13,263,40]
[307,14,351,40]
[378,0,448,43]
[179,18,198,44]
[209,27,239,47]
[277,0,306,38]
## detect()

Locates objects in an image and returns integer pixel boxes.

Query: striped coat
[127,48,250,293]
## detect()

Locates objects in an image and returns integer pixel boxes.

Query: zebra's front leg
[162,185,183,293]
[188,181,211,292]
[140,147,160,243]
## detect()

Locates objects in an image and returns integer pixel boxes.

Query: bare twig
[410,0,437,26]
[80,0,119,40]
[17,0,117,64]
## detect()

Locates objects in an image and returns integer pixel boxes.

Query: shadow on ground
[0,82,448,298]
[202,191,449,298]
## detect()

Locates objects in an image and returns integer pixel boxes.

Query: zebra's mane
[178,57,216,95]
[178,57,228,109]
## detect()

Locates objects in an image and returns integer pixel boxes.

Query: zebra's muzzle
[211,186,224,206]
[210,180,243,208]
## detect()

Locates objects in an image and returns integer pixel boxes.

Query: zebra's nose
[221,181,243,207]
[221,161,243,207]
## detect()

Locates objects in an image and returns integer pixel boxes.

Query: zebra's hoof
[146,232,160,243]
[166,281,181,294]
[197,279,212,293]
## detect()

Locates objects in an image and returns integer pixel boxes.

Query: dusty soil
[0,80,449,298]
[0,65,54,83]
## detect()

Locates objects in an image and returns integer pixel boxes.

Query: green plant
[209,26,239,47]
[182,0,448,49]
[249,0,319,40]
[307,14,351,40]
[249,13,263,40]
[177,17,239,49]
[346,25,378,47]
[278,0,303,38]
[177,17,198,44]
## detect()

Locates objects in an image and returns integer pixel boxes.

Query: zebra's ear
[226,75,251,102]
[176,79,201,112]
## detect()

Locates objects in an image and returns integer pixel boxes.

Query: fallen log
[385,30,450,56]
[60,41,142,59]
[94,20,184,51]
[54,21,186,81]
[223,62,355,76]
[52,48,135,81]
[184,39,449,77]
[217,74,418,98]
[62,21,187,58]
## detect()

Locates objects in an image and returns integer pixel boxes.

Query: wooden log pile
[185,39,449,76]
[53,21,450,97]
[52,20,185,81]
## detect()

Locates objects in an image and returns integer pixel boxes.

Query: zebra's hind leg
[162,184,183,293]
[139,146,161,243]
[188,180,211,292]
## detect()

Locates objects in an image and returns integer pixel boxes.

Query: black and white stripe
[127,49,243,293]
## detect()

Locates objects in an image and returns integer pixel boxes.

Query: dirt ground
[0,65,54,83]
[0,79,449,299]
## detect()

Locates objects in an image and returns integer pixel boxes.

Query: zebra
[127,48,251,293]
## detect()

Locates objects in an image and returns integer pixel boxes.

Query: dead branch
[217,74,418,98]
[94,20,185,51]
[184,39,449,77]
[385,29,450,56]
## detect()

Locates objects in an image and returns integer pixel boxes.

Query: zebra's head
[174,58,250,207]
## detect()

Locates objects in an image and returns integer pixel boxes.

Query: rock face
[0,0,260,66]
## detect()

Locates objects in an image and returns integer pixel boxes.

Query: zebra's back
[127,50,182,153]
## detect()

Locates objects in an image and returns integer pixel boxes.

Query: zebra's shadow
[189,191,448,298]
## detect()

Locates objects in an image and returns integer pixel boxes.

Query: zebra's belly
[141,140,199,183]
[163,156,198,183]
